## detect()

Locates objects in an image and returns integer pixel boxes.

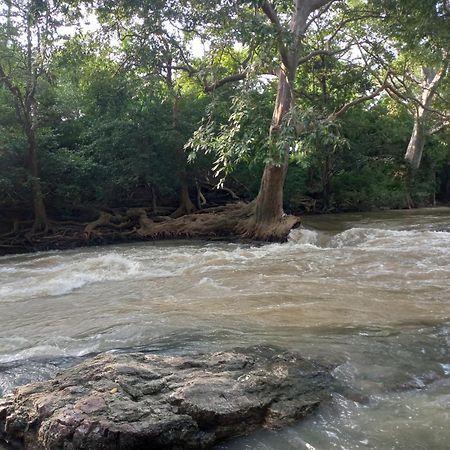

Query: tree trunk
[405,108,427,170]
[404,166,415,209]
[253,69,294,227]
[171,182,196,218]
[246,63,302,240]
[151,184,157,212]
[167,68,197,219]
[247,1,317,239]
[27,128,48,232]
[254,164,287,224]
[404,65,446,169]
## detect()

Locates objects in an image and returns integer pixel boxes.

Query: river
[1,207,449,449]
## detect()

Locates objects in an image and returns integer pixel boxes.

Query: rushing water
[1,207,449,449]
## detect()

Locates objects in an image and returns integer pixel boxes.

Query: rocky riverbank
[0,346,333,450]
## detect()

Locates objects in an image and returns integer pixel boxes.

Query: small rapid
[1,207,450,449]
[3,226,448,305]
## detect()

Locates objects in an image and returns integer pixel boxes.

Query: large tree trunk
[254,165,287,224]
[241,68,301,240]
[404,66,445,170]
[27,128,48,232]
[246,1,319,239]
[250,70,295,239]
[405,111,427,170]
[255,68,293,221]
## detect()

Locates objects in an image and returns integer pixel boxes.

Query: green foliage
[189,79,274,184]
[373,0,449,57]
[0,0,449,227]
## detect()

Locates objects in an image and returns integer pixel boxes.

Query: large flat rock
[0,346,332,449]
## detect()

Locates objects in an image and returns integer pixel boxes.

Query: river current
[1,208,449,449]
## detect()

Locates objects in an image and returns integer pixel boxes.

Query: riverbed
[1,208,449,449]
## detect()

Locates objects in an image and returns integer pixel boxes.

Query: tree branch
[384,86,413,112]
[330,74,389,119]
[297,44,352,65]
[326,12,380,43]
[426,59,449,97]
[261,1,290,69]
[430,120,449,135]
[386,81,450,119]
[204,71,249,93]
[308,0,336,10]
[305,0,337,32]
[300,0,339,20]
[0,64,21,100]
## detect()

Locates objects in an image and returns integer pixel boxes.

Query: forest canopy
[0,0,449,250]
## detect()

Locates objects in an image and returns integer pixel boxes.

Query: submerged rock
[0,346,332,449]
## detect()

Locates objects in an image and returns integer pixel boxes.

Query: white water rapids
[1,208,449,449]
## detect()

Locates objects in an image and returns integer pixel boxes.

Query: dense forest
[0,0,449,252]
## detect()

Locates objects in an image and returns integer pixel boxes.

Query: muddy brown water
[1,207,449,449]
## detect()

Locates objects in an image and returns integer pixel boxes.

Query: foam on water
[0,252,175,301]
[329,227,450,250]
[288,228,321,246]
[2,224,450,305]
[0,323,155,364]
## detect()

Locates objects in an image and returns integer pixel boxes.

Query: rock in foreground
[0,346,332,449]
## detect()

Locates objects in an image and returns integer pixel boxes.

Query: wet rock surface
[0,346,332,450]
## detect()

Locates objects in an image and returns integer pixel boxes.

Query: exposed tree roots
[124,203,300,241]
[0,203,301,255]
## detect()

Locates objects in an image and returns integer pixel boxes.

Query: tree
[186,0,358,238]
[0,0,67,231]
[403,64,448,169]
[92,0,394,240]
[1,0,449,253]
[369,0,450,169]
[90,0,210,214]
[241,0,333,238]
[191,0,392,236]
